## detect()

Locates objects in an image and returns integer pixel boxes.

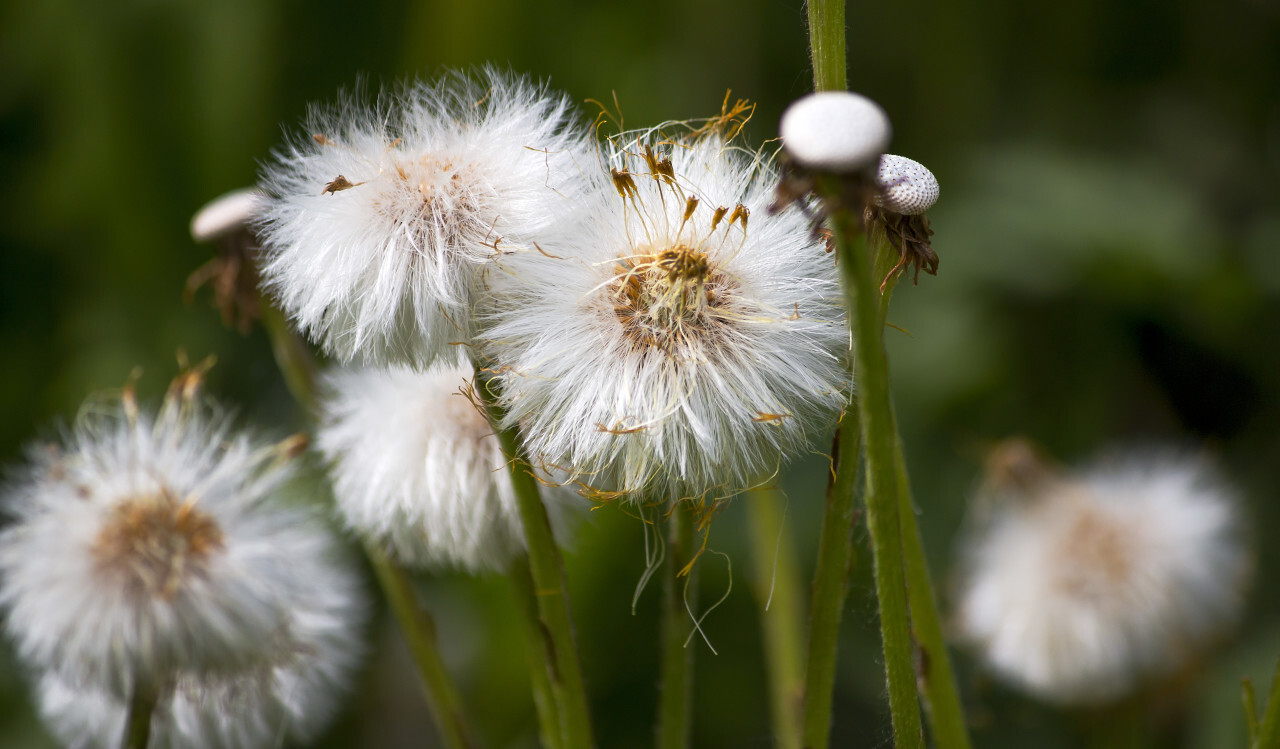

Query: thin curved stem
[369,547,478,749]
[510,554,564,749]
[745,487,805,749]
[476,370,594,749]
[656,502,697,749]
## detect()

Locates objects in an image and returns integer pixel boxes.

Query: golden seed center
[91,492,225,601]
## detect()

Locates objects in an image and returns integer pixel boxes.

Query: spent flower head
[481,116,848,501]
[318,362,575,571]
[0,372,363,699]
[956,442,1251,704]
[256,68,594,367]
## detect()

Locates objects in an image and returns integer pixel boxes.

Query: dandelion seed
[256,68,593,367]
[956,444,1250,704]
[317,363,575,571]
[481,130,849,500]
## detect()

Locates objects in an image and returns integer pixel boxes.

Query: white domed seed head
[0,379,358,698]
[956,451,1250,705]
[779,91,891,173]
[189,189,267,243]
[480,131,850,501]
[256,68,595,368]
[874,155,939,215]
[317,363,576,571]
[34,526,366,749]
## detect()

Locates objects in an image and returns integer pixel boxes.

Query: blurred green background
[2,0,1278,746]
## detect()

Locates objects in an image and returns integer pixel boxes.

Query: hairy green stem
[120,677,157,749]
[252,292,480,747]
[745,487,805,749]
[806,0,847,92]
[830,202,922,748]
[510,554,564,749]
[369,548,478,749]
[866,225,972,749]
[476,370,594,749]
[657,502,698,749]
[800,415,863,749]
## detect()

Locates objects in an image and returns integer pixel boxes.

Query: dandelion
[255,68,593,367]
[956,443,1250,704]
[481,127,848,501]
[0,373,365,704]
[35,535,364,749]
[317,362,573,571]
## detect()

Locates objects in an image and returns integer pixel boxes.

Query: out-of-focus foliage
[1,0,1277,746]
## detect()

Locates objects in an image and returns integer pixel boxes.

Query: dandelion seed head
[318,363,572,571]
[956,450,1250,704]
[257,68,593,367]
[0,384,337,697]
[483,131,848,500]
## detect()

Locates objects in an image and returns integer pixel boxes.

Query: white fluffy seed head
[256,68,594,368]
[779,91,891,173]
[35,533,365,749]
[481,131,849,501]
[873,154,939,215]
[956,452,1250,704]
[317,363,574,571]
[0,382,360,698]
[189,189,266,243]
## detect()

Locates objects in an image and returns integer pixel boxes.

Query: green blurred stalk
[656,502,697,749]
[510,554,564,749]
[1244,677,1260,746]
[800,415,863,749]
[120,676,157,749]
[1256,656,1280,749]
[476,370,595,749]
[251,291,480,749]
[745,487,804,749]
[369,546,478,749]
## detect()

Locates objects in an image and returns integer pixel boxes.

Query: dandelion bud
[318,364,575,571]
[0,380,365,701]
[256,68,594,368]
[482,130,849,500]
[189,189,266,243]
[956,448,1250,704]
[873,155,939,215]
[779,91,891,173]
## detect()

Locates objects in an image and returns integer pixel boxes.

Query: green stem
[476,370,594,749]
[1244,677,1260,746]
[1256,655,1280,749]
[800,417,862,749]
[368,547,478,749]
[510,555,564,749]
[120,677,157,749]
[258,303,319,413]
[745,487,805,749]
[657,502,697,749]
[830,201,922,748]
[867,224,972,749]
[806,0,847,92]
[251,293,481,748]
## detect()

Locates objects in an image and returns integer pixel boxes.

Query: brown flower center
[92,492,225,601]
[609,244,734,353]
